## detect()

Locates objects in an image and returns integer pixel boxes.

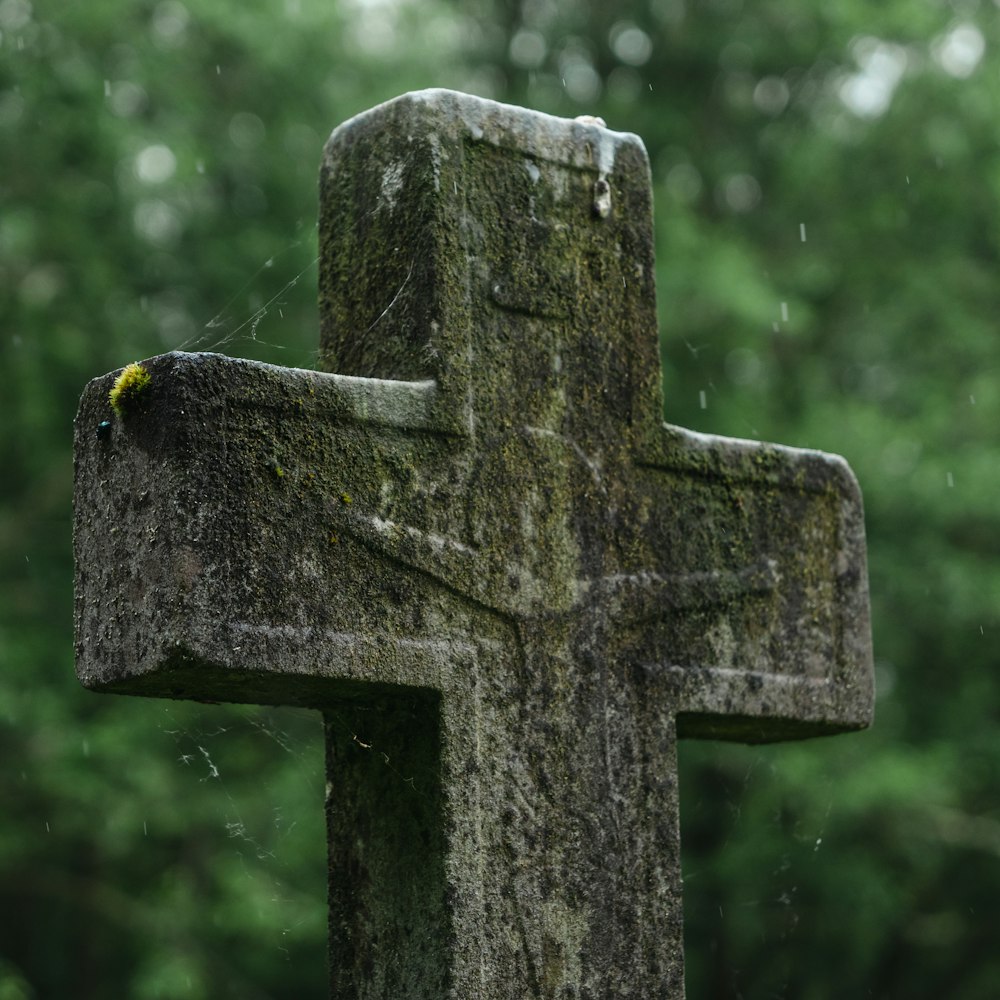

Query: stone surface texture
[74,89,874,999]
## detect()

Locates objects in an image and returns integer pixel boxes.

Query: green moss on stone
[109,362,151,416]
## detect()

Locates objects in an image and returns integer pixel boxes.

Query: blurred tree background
[2,0,998,996]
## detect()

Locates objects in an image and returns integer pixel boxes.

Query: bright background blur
[3,1,1000,996]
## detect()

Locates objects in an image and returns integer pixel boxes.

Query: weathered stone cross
[74,90,873,998]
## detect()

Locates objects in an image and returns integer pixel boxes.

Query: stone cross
[74,90,873,998]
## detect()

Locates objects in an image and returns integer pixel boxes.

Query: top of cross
[318,89,663,442]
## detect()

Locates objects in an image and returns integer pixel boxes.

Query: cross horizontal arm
[73,351,465,706]
[633,422,873,741]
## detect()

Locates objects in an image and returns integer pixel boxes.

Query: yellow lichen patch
[109,362,151,416]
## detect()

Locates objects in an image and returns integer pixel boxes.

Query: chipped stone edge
[324,88,644,177]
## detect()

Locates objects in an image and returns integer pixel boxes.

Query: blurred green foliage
[2,0,998,996]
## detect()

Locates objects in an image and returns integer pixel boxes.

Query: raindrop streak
[781,301,789,322]
[699,389,707,410]
[800,223,807,242]
[946,472,954,488]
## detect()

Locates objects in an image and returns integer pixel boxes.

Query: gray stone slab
[74,89,874,998]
